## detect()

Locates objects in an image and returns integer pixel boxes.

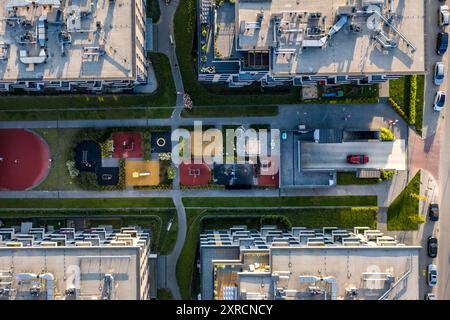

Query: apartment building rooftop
[200,226,420,300]
[0,0,136,82]
[0,223,153,300]
[236,0,424,76]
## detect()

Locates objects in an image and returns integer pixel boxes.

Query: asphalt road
[422,0,450,300]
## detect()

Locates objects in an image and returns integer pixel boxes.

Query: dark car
[428,236,438,258]
[436,31,449,55]
[429,203,440,221]
[347,154,369,164]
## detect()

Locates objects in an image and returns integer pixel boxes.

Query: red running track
[0,129,51,191]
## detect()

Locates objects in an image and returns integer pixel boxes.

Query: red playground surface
[0,129,51,191]
[180,162,211,186]
[112,132,143,158]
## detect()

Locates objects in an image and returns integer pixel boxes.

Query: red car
[347,154,369,164]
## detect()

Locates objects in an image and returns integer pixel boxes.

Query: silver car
[434,91,446,112]
[434,62,445,85]
[440,5,450,27]
[427,264,438,287]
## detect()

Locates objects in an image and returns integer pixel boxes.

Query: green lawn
[0,209,177,253]
[182,196,378,208]
[389,75,424,134]
[33,128,81,190]
[0,197,175,209]
[181,106,279,118]
[390,76,410,108]
[337,172,380,185]
[0,53,175,120]
[177,207,378,299]
[174,0,301,106]
[387,171,424,230]
[304,84,379,104]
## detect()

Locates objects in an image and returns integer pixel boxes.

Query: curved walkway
[154,0,185,119]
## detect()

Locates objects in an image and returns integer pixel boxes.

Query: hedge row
[388,98,408,121]
[409,75,417,126]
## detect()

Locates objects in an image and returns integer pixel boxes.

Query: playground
[112,132,144,158]
[74,141,101,172]
[179,163,211,186]
[125,160,160,187]
[97,167,120,186]
[151,132,172,153]
[0,129,51,190]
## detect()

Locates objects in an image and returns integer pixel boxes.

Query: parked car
[347,155,369,164]
[425,293,437,300]
[427,236,438,258]
[440,5,450,27]
[436,31,449,55]
[434,91,446,111]
[434,62,445,85]
[429,203,440,221]
[427,264,438,287]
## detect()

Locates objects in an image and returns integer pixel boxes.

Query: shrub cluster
[380,127,395,141]
[380,169,396,181]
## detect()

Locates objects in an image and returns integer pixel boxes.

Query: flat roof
[236,246,420,300]
[301,140,406,171]
[0,0,136,82]
[236,0,425,76]
[0,246,141,299]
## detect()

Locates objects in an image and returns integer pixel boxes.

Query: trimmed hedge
[409,75,417,126]
[388,98,408,121]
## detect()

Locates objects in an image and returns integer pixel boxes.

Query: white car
[434,91,446,112]
[434,62,445,85]
[440,5,450,27]
[427,264,438,287]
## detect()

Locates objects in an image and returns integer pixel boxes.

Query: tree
[183,94,193,110]
[167,166,176,180]
[66,160,79,178]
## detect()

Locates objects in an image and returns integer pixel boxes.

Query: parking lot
[301,140,407,171]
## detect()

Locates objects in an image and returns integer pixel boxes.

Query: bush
[167,166,176,180]
[380,127,395,141]
[380,169,396,181]
[409,75,417,126]
[388,98,408,121]
[100,139,113,158]
[74,172,98,190]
